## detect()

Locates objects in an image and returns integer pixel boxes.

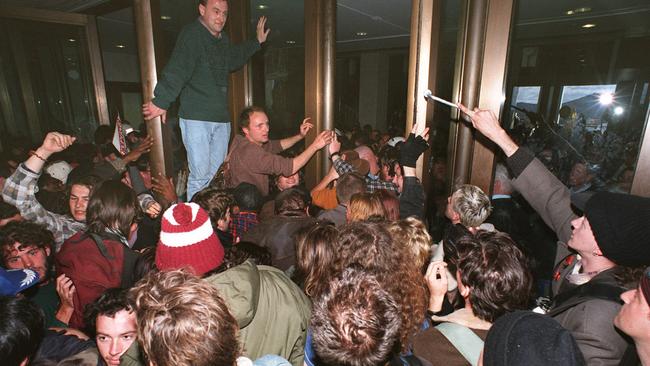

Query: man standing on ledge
[143,0,270,200]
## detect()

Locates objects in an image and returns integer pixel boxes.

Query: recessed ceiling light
[582,23,596,29]
[68,38,76,42]
[116,44,126,48]
[566,7,591,16]
[161,15,172,20]
[356,32,368,36]
[257,5,268,10]
[285,40,296,44]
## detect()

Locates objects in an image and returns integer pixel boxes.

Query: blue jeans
[180,118,231,200]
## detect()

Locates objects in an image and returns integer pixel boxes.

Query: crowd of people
[2,100,650,366]
[3,0,650,366]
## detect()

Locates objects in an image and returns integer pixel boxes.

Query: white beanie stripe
[159,217,214,247]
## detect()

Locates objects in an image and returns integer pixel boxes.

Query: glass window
[502,1,650,194]
[0,18,99,143]
[97,7,143,129]
[335,0,411,143]
[250,0,305,139]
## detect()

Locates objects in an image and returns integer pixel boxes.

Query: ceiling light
[599,93,614,105]
[285,40,296,44]
[160,15,172,20]
[257,5,268,10]
[116,44,126,49]
[68,38,76,42]
[356,32,368,36]
[614,106,624,116]
[566,7,591,16]
[582,23,596,29]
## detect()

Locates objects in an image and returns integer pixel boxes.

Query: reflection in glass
[503,1,650,194]
[0,19,99,143]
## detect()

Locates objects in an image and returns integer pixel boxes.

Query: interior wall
[358,52,389,131]
[102,51,140,82]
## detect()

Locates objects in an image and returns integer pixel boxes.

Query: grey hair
[452,184,492,227]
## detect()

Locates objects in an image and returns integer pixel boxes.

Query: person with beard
[0,221,75,327]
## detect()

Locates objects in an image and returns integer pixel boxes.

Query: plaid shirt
[230,211,259,239]
[3,163,85,251]
[333,158,398,194]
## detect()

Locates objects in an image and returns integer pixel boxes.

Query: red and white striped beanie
[156,202,224,276]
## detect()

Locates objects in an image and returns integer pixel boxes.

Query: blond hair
[347,192,386,223]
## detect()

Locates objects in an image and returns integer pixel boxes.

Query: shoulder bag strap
[435,322,484,366]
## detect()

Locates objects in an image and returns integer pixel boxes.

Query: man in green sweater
[143,0,269,200]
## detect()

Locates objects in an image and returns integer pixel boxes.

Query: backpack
[55,231,140,329]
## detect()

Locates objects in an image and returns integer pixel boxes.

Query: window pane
[503,2,650,194]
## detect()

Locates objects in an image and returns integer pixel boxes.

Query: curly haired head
[295,221,338,298]
[0,221,54,265]
[334,222,427,350]
[386,217,432,271]
[129,269,240,366]
[456,231,532,322]
[311,267,401,366]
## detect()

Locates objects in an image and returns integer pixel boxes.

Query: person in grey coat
[458,103,650,366]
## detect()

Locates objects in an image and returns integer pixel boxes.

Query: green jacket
[152,18,260,122]
[204,260,311,366]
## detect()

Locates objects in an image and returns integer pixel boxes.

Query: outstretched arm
[291,130,333,174]
[280,118,313,150]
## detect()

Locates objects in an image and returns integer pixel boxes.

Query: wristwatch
[329,152,340,161]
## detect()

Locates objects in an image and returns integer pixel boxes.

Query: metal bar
[133,0,167,190]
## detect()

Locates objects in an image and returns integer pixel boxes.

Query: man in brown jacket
[227,106,332,197]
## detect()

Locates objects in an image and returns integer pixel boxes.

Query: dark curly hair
[456,230,532,322]
[334,222,427,351]
[0,221,54,265]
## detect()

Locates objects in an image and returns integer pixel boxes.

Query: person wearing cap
[482,311,585,366]
[458,103,650,365]
[0,267,40,296]
[615,268,650,366]
[328,135,399,194]
[156,201,311,365]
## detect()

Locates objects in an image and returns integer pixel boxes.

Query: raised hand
[312,130,334,150]
[328,132,341,155]
[152,173,178,203]
[457,103,519,156]
[124,136,154,162]
[257,16,270,44]
[425,261,448,313]
[40,132,76,155]
[55,274,75,324]
[299,118,314,137]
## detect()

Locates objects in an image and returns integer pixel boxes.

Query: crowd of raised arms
[2,1,650,366]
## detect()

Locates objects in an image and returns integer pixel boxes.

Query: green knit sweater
[152,18,260,122]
